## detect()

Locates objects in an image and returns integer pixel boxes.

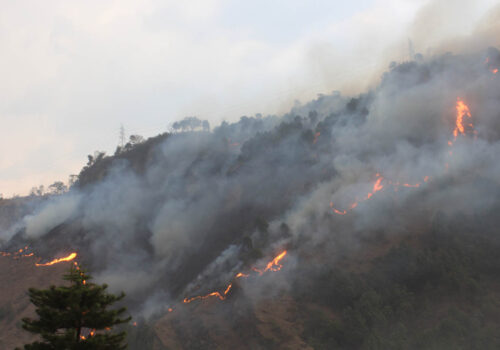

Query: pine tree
[18,264,131,350]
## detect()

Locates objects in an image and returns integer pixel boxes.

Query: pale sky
[1,0,498,196]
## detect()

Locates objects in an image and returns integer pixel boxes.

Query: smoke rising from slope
[2,46,500,317]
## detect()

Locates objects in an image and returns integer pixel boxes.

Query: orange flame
[80,329,96,340]
[35,252,77,267]
[183,250,287,304]
[331,174,385,215]
[330,171,435,216]
[402,183,420,188]
[1,246,36,258]
[223,283,233,295]
[453,98,472,140]
[365,175,384,200]
[372,176,384,192]
[263,250,287,272]
[183,290,229,304]
[329,97,472,217]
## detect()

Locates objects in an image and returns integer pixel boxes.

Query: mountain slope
[1,47,500,349]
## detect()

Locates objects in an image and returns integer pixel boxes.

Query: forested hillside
[2,48,500,349]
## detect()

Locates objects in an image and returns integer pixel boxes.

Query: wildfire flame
[453,98,472,140]
[183,250,287,304]
[331,207,347,215]
[330,174,385,215]
[183,284,233,304]
[252,250,287,275]
[365,175,384,200]
[35,252,77,267]
[330,98,473,216]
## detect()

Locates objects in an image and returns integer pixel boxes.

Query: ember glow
[313,132,321,144]
[80,329,96,341]
[35,252,77,267]
[1,246,35,259]
[183,250,287,304]
[388,180,422,189]
[484,57,498,74]
[227,138,240,147]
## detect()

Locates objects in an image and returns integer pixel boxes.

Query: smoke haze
[1,40,500,321]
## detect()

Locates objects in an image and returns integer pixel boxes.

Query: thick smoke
[2,47,500,317]
[24,193,81,239]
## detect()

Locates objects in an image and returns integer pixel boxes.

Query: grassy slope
[3,222,500,350]
[0,255,69,349]
[143,221,500,349]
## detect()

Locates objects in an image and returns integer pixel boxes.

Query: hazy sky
[1,0,498,196]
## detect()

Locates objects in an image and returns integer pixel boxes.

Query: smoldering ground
[2,47,500,318]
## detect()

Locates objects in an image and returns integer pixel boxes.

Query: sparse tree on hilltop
[202,120,210,132]
[48,181,68,195]
[172,116,209,132]
[30,185,45,197]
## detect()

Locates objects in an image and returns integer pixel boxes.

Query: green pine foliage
[18,265,131,350]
